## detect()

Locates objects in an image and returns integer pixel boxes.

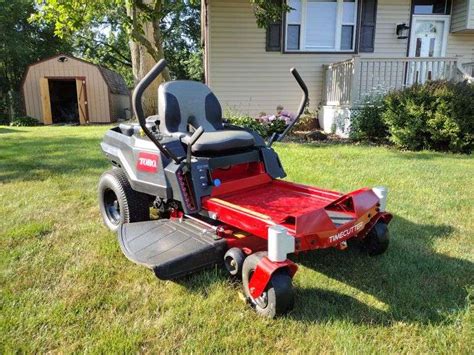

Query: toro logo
[137,152,159,173]
[329,221,364,243]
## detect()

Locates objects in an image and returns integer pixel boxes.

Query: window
[413,0,451,15]
[286,0,358,52]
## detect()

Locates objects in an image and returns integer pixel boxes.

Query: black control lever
[183,126,204,173]
[132,59,180,163]
[268,67,309,147]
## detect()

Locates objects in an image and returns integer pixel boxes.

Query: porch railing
[323,56,473,106]
[462,62,474,77]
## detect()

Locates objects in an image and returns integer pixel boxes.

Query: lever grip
[132,59,167,127]
[290,67,309,97]
[270,67,309,145]
[188,126,204,146]
[130,59,180,163]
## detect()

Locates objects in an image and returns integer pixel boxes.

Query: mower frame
[99,59,392,317]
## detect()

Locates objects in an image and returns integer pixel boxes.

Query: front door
[409,15,449,58]
[407,15,450,84]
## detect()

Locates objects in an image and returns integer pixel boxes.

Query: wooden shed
[22,54,131,125]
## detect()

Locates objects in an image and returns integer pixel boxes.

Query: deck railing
[323,56,473,106]
[322,59,354,106]
[462,62,474,77]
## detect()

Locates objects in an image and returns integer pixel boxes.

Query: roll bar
[132,59,180,163]
[268,67,309,146]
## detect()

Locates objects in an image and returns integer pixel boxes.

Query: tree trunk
[126,0,170,118]
[8,89,15,120]
[128,25,159,117]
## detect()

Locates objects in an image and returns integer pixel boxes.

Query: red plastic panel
[248,256,298,298]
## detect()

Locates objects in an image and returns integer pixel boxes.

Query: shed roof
[23,54,129,96]
[98,66,130,95]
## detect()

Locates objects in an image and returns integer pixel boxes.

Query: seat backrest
[158,81,223,134]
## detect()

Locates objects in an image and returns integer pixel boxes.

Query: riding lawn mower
[98,60,392,318]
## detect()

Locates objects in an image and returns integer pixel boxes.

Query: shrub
[293,114,318,131]
[349,93,388,142]
[225,113,288,138]
[383,81,474,153]
[0,113,9,126]
[10,116,40,127]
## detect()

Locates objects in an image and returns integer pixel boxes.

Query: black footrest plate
[118,219,226,280]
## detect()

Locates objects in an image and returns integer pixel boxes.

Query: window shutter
[266,23,282,52]
[359,0,377,53]
[265,0,283,52]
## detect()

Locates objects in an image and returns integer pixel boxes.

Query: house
[22,54,131,125]
[201,0,474,134]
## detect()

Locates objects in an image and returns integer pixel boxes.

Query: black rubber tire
[364,221,390,256]
[98,168,150,232]
[242,252,294,318]
[224,248,246,277]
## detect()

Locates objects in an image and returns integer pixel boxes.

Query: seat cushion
[181,130,255,154]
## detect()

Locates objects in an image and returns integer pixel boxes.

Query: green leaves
[0,0,72,119]
[250,0,292,29]
[383,81,474,153]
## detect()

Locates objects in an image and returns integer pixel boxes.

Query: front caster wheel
[242,252,294,318]
[224,248,245,277]
[364,221,389,256]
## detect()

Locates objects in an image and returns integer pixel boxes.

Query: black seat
[158,81,255,154]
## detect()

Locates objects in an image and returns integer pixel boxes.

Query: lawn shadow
[0,135,107,183]
[168,215,471,326]
[289,288,389,325]
[0,127,25,134]
[292,215,472,325]
[396,151,468,160]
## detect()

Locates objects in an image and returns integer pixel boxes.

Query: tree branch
[75,34,132,65]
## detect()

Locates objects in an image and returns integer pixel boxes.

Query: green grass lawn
[1,126,473,353]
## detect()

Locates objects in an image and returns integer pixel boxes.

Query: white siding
[208,0,411,116]
[22,55,111,123]
[447,33,474,59]
[451,0,468,32]
[451,0,474,32]
[469,0,474,28]
[207,0,474,116]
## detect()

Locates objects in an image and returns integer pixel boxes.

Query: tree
[33,0,201,116]
[73,23,134,86]
[0,0,72,120]
[32,0,287,116]
[249,0,291,28]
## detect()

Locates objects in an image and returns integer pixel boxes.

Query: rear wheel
[242,252,294,318]
[98,169,150,232]
[364,221,390,256]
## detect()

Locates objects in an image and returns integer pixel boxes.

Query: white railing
[322,59,354,106]
[323,56,473,106]
[462,62,474,77]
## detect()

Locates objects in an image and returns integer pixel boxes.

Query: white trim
[285,0,358,52]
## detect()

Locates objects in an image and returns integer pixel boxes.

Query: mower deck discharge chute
[99,60,392,318]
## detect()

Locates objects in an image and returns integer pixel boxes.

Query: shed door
[39,78,52,125]
[75,79,88,124]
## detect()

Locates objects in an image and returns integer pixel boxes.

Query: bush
[293,114,318,131]
[0,113,9,126]
[383,81,474,153]
[10,116,40,127]
[225,114,287,138]
[349,93,388,142]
